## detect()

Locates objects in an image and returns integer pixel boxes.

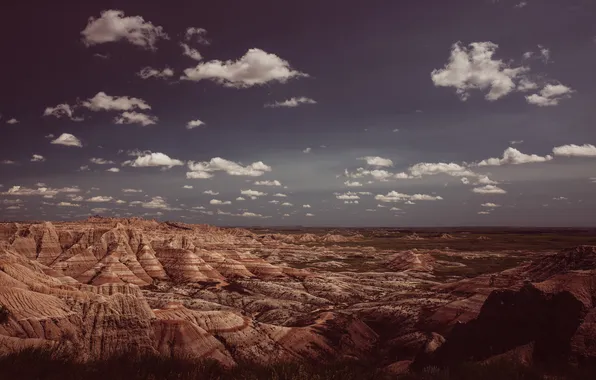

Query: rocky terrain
[1,218,596,376]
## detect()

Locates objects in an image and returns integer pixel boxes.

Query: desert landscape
[1,217,596,379]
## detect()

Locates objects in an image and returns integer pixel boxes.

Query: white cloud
[114,111,157,126]
[122,188,143,193]
[241,189,267,197]
[281,202,293,207]
[57,202,80,207]
[137,67,173,79]
[431,41,528,101]
[106,167,120,172]
[303,147,312,153]
[552,144,596,157]
[31,154,45,162]
[43,103,83,121]
[184,27,209,44]
[478,211,491,215]
[210,199,231,205]
[183,185,193,189]
[254,180,281,186]
[86,196,113,202]
[51,133,82,147]
[186,119,206,129]
[203,190,219,195]
[81,10,168,50]
[265,97,316,108]
[181,48,307,87]
[344,168,411,181]
[344,200,359,204]
[1,160,17,165]
[83,92,150,112]
[526,84,574,107]
[236,197,245,201]
[408,162,474,177]
[461,177,470,185]
[303,204,311,208]
[482,203,500,208]
[273,193,287,197]
[517,78,538,92]
[510,140,524,145]
[472,185,507,194]
[359,156,393,167]
[186,157,272,178]
[375,191,443,203]
[344,180,363,187]
[390,207,401,211]
[269,200,279,204]
[137,196,175,210]
[180,43,203,61]
[305,213,314,217]
[553,196,568,201]
[476,175,498,185]
[123,152,183,168]
[79,165,90,171]
[90,158,114,165]
[478,147,552,166]
[6,118,19,124]
[239,212,265,218]
[335,192,360,200]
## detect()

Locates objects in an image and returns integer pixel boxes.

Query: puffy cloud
[203,190,219,195]
[472,185,507,194]
[122,188,143,193]
[239,212,265,218]
[241,189,267,197]
[482,203,500,208]
[43,103,83,121]
[90,158,114,165]
[517,79,538,92]
[478,147,552,166]
[265,97,316,108]
[114,111,157,126]
[431,42,528,101]
[186,157,272,178]
[57,202,80,207]
[335,192,360,200]
[186,119,205,129]
[106,167,120,172]
[510,140,524,145]
[180,43,203,61]
[344,180,363,187]
[344,200,359,204]
[408,162,474,177]
[51,133,82,147]
[184,27,209,44]
[86,196,113,202]
[344,168,411,181]
[81,10,168,49]
[137,196,175,210]
[123,152,183,168]
[553,196,568,201]
[526,84,573,107]
[2,186,74,197]
[281,202,293,207]
[303,147,312,153]
[79,165,90,171]
[31,154,45,162]
[359,156,393,167]
[273,193,287,198]
[210,199,231,205]
[83,92,150,112]
[375,191,443,203]
[236,197,246,201]
[478,211,491,215]
[552,144,596,157]
[305,213,314,217]
[460,177,470,185]
[137,67,173,79]
[183,185,193,189]
[476,175,498,185]
[6,118,19,124]
[254,180,281,186]
[303,204,311,208]
[269,200,279,204]
[181,48,307,87]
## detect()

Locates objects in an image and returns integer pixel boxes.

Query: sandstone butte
[1,217,596,372]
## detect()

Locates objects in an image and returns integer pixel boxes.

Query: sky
[1,0,596,227]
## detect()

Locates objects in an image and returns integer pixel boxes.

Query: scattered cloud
[408,162,473,177]
[552,144,596,157]
[183,185,193,189]
[482,203,500,208]
[1,160,17,165]
[57,202,80,207]
[305,213,314,217]
[478,211,491,215]
[510,140,524,145]
[526,84,574,106]
[375,191,443,203]
[6,118,19,124]
[86,196,113,202]
[187,157,271,178]
[31,154,45,162]
[81,10,168,50]
[359,156,393,167]
[281,202,293,207]
[273,193,287,197]
[50,133,82,147]
[137,66,173,79]
[203,190,219,195]
[106,167,120,172]
[114,111,157,126]
[123,152,183,168]
[472,185,507,194]
[236,197,246,201]
[303,204,311,208]
[90,158,114,165]
[180,43,203,61]
[43,103,83,121]
[335,192,360,200]
[184,27,209,44]
[186,119,206,129]
[210,199,231,205]
[122,188,143,193]
[254,180,281,186]
[2,186,79,197]
[136,196,176,210]
[83,92,150,112]
[181,48,307,87]
[478,147,552,166]
[265,97,316,108]
[240,189,267,197]
[344,180,363,187]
